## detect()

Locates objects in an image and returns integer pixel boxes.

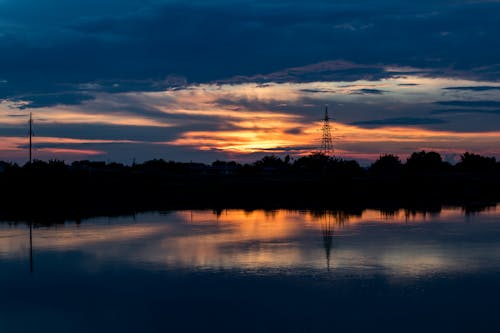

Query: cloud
[1,0,500,103]
[351,117,447,127]
[14,93,95,109]
[431,108,500,115]
[435,100,500,108]
[16,123,180,142]
[443,86,500,91]
[299,88,337,94]
[3,75,500,162]
[284,127,304,135]
[219,61,401,84]
[351,88,387,95]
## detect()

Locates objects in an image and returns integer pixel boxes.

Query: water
[1,207,500,332]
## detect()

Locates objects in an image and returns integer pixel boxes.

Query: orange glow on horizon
[2,75,500,161]
[36,148,105,156]
[167,121,500,156]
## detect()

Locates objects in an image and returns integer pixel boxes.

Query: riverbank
[0,166,498,223]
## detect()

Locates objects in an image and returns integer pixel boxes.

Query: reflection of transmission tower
[320,213,334,271]
[319,210,350,271]
[29,223,33,273]
[320,106,333,156]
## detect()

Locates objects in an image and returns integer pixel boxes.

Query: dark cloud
[213,96,303,113]
[14,93,95,109]
[431,108,500,115]
[220,62,400,84]
[284,127,304,135]
[443,86,500,91]
[351,88,387,95]
[36,124,176,142]
[435,100,500,108]
[0,125,28,137]
[300,88,337,94]
[351,117,447,127]
[0,0,500,102]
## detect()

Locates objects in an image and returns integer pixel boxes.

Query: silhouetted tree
[72,160,106,169]
[330,158,365,177]
[107,162,126,170]
[254,155,286,169]
[293,153,332,171]
[284,155,291,165]
[405,151,449,173]
[370,154,402,176]
[0,161,18,172]
[212,160,240,168]
[455,152,496,173]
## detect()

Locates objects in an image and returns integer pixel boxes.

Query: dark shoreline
[1,173,499,224]
[1,151,499,223]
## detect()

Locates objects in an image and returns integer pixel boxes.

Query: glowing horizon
[1,73,500,164]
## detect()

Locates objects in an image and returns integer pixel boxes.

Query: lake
[1,206,500,332]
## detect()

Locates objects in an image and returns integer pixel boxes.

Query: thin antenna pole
[28,112,34,272]
[29,112,32,164]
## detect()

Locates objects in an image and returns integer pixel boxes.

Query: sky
[0,0,500,164]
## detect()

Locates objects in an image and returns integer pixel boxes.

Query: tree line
[0,150,498,222]
[0,150,498,176]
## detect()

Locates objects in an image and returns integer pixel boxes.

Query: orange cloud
[168,120,500,158]
[36,148,105,156]
[2,75,500,162]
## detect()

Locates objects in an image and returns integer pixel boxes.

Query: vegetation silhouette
[406,151,451,173]
[369,154,403,176]
[456,152,497,173]
[0,150,498,223]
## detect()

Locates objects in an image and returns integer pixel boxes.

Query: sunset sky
[1,0,499,164]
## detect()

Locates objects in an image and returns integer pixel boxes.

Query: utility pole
[28,112,34,272]
[29,112,33,164]
[320,106,333,156]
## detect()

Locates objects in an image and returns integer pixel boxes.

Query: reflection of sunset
[2,207,498,277]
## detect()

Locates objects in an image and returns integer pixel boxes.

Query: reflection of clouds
[1,75,500,161]
[1,207,500,278]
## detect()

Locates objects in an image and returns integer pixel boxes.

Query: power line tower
[320,106,333,156]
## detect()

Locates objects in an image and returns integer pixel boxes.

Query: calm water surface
[1,207,500,332]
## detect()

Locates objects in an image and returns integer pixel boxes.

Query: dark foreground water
[1,207,500,332]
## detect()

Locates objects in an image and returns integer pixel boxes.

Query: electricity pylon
[320,106,333,156]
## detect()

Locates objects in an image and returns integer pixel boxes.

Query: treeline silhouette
[0,150,499,222]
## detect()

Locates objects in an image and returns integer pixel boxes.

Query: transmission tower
[320,106,333,156]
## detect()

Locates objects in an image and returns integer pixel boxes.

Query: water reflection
[1,205,500,278]
[29,222,33,273]
[2,206,500,333]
